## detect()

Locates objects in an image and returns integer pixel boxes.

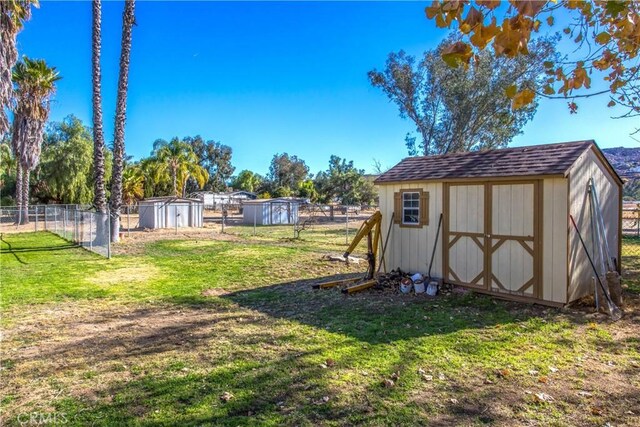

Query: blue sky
[17,1,639,176]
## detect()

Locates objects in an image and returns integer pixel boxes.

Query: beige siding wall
[567,148,621,302]
[378,182,444,277]
[542,178,569,304]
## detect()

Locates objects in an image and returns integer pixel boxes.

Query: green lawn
[1,231,639,426]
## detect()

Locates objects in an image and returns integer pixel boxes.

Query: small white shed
[375,140,622,307]
[241,198,300,225]
[191,191,256,209]
[138,197,204,229]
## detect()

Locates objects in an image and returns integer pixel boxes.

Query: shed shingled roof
[374,140,614,184]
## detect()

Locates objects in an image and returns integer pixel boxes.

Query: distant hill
[602,147,640,177]
[602,147,640,200]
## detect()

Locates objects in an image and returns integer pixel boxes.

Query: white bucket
[414,280,425,294]
[400,278,412,294]
[426,281,438,296]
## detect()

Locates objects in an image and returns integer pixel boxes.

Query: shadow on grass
[221,273,554,345]
[8,274,628,426]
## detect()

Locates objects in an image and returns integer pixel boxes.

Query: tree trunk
[109,0,135,243]
[21,167,29,224]
[15,162,23,224]
[172,165,178,196]
[92,0,107,214]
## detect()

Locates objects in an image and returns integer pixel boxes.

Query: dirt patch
[112,225,241,256]
[201,288,230,297]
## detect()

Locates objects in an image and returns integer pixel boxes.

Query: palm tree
[154,138,209,197]
[91,0,107,214]
[0,1,37,136]
[109,0,135,242]
[122,165,144,206]
[11,57,61,224]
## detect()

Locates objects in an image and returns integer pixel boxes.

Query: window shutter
[420,191,429,226]
[393,192,401,224]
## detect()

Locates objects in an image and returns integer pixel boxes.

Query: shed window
[402,192,420,224]
[394,189,429,227]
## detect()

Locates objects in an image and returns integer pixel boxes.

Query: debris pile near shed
[373,269,406,292]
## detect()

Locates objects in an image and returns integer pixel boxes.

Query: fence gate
[444,181,541,299]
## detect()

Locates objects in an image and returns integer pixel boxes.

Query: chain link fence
[621,205,640,284]
[0,205,110,258]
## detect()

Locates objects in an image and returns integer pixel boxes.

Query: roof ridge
[399,140,594,162]
[375,140,601,184]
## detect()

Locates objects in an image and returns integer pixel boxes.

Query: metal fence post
[345,206,349,244]
[127,204,131,237]
[35,207,38,232]
[74,209,78,243]
[107,210,111,259]
[54,207,58,235]
[253,206,257,236]
[90,213,93,251]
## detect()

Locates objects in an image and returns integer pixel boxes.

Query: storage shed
[375,140,622,306]
[190,191,257,209]
[241,198,300,225]
[138,197,204,229]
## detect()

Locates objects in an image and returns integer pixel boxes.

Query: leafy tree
[230,169,263,193]
[0,1,37,135]
[369,36,555,155]
[0,139,16,198]
[266,153,309,196]
[11,57,61,223]
[423,1,640,122]
[36,115,111,204]
[153,138,208,197]
[297,179,318,202]
[109,0,135,242]
[314,155,376,205]
[184,135,235,192]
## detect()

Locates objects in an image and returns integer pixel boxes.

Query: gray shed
[138,197,204,229]
[242,198,301,225]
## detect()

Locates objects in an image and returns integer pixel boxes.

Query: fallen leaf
[417,368,426,375]
[325,358,336,367]
[538,376,548,384]
[450,398,459,404]
[591,407,603,416]
[383,379,395,388]
[422,374,433,382]
[533,392,554,403]
[577,391,593,397]
[528,369,539,376]
[497,369,511,378]
[549,366,559,373]
[438,373,446,380]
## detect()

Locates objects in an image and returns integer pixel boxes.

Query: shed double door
[443,181,540,299]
